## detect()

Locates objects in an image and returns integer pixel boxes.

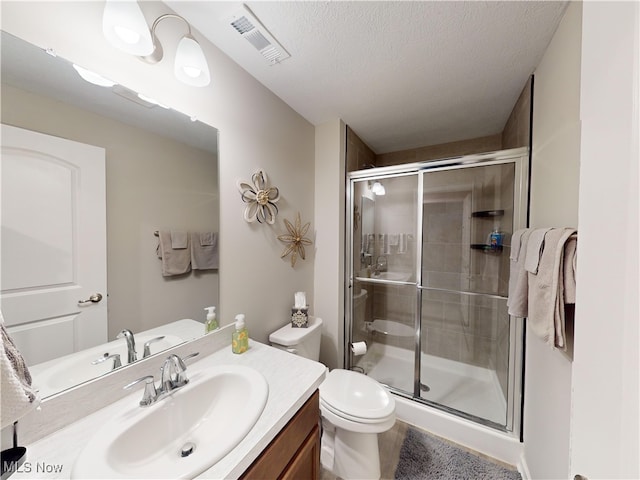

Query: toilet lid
[319,369,395,421]
[320,398,395,424]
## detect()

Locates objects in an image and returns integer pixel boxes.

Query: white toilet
[269,317,396,480]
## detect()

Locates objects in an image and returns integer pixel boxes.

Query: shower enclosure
[346,147,528,434]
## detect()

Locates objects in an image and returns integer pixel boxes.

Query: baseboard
[518,452,531,480]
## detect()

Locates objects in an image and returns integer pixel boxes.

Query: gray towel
[191,232,219,270]
[156,230,191,276]
[527,228,578,350]
[507,229,532,317]
[1,313,39,428]
[524,228,552,273]
[171,230,188,249]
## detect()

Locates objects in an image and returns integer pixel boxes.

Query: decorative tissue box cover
[291,307,309,328]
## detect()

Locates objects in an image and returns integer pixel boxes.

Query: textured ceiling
[167,1,568,154]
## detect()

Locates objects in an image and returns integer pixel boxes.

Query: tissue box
[291,307,309,328]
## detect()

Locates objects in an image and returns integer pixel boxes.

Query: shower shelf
[471,209,504,218]
[470,244,504,253]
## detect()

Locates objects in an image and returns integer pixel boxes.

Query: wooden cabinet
[241,390,320,480]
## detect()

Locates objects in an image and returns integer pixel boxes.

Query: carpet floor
[394,426,522,480]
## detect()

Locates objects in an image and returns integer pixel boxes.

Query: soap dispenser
[204,306,218,333]
[232,314,249,354]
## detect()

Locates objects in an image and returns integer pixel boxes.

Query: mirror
[0,31,219,398]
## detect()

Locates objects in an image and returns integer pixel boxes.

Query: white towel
[527,228,578,350]
[388,234,399,246]
[524,228,552,273]
[156,230,191,276]
[1,313,39,428]
[191,232,219,270]
[507,229,532,317]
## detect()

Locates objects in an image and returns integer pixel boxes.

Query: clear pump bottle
[232,314,249,354]
[204,306,218,333]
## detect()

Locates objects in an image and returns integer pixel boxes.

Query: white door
[1,124,107,365]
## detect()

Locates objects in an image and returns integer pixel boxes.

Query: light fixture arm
[140,14,192,65]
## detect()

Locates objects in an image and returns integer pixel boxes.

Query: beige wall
[314,120,346,369]
[525,2,582,479]
[1,84,219,339]
[1,1,316,345]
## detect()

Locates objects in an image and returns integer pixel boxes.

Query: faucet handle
[143,336,166,358]
[92,353,122,370]
[175,352,199,386]
[124,375,157,407]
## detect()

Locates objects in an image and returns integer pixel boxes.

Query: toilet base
[321,421,382,480]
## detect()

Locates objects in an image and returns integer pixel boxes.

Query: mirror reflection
[0,31,220,398]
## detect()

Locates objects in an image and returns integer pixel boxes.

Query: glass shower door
[419,162,517,428]
[349,173,419,394]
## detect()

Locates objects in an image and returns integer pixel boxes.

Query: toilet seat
[319,369,395,422]
[320,398,394,424]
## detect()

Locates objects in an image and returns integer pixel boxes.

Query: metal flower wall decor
[278,212,312,268]
[237,169,280,224]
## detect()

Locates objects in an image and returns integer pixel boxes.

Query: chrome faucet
[143,336,166,358]
[160,352,200,392]
[117,329,137,364]
[374,255,388,275]
[92,353,122,370]
[124,352,199,407]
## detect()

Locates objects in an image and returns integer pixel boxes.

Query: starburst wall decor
[237,169,280,224]
[277,212,312,268]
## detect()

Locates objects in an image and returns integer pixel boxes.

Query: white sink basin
[30,333,185,397]
[371,271,412,282]
[71,364,269,479]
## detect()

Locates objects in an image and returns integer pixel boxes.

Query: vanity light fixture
[102,0,211,87]
[371,181,386,196]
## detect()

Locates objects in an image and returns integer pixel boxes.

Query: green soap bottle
[232,314,249,354]
[204,306,218,333]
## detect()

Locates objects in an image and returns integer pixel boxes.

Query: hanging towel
[156,230,191,276]
[398,234,408,254]
[1,312,39,429]
[388,234,399,247]
[527,228,578,350]
[507,229,533,317]
[524,228,552,273]
[191,232,219,270]
[170,230,188,249]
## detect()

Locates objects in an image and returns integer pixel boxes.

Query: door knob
[78,293,103,305]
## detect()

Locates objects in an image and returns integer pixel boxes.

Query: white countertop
[10,340,327,479]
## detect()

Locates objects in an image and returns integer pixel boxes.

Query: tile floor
[320,420,516,480]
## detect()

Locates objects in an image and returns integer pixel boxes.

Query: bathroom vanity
[7,329,326,479]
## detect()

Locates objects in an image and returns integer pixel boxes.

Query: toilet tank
[269,317,323,361]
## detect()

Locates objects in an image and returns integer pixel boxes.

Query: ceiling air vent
[226,5,290,65]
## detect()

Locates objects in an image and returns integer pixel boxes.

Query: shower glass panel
[420,163,515,428]
[350,174,418,393]
[346,148,528,435]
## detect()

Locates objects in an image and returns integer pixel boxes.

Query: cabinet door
[281,425,320,480]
